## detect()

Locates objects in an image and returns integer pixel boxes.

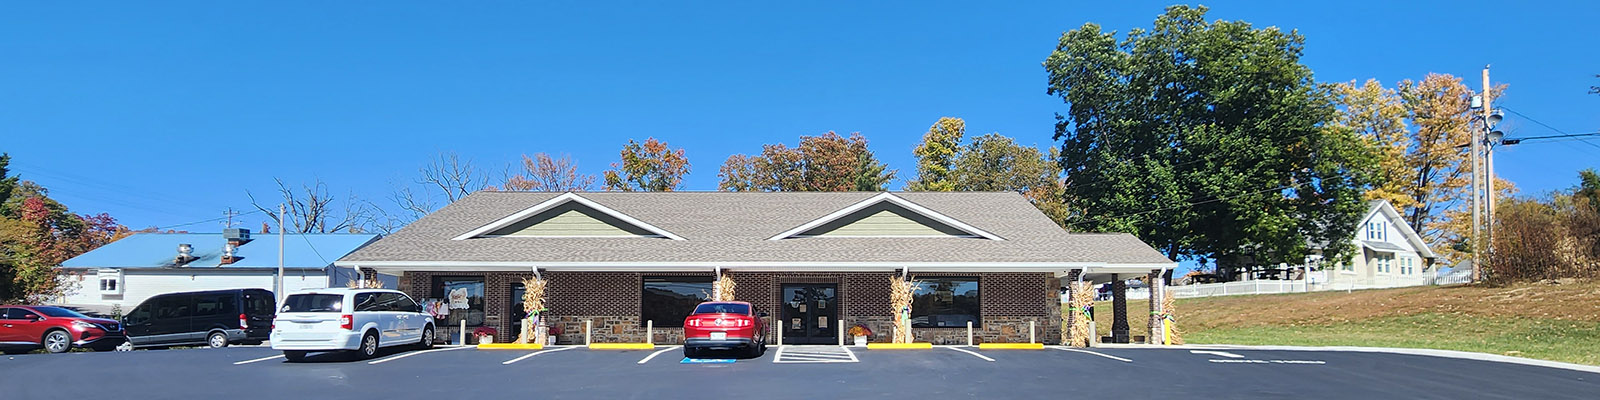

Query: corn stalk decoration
[1066,281,1094,347]
[889,276,919,343]
[516,276,549,345]
[345,279,385,289]
[713,274,736,301]
[1159,288,1182,345]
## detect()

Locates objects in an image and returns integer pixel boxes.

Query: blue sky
[2,1,1597,235]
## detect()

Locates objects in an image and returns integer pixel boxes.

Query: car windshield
[693,303,749,315]
[282,294,344,313]
[32,306,90,318]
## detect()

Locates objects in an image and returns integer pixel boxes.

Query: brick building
[336,191,1173,345]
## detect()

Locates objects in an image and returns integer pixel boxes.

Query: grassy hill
[1088,279,1600,365]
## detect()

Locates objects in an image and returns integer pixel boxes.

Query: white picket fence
[1168,281,1308,298]
[1169,269,1469,298]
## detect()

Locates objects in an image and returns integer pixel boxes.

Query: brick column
[1111,275,1129,343]
[1147,270,1163,344]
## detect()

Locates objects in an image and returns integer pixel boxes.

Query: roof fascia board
[450,192,686,241]
[338,260,1173,272]
[766,192,1004,241]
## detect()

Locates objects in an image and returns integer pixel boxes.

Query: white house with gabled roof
[1311,200,1438,290]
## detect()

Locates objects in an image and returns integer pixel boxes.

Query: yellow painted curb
[866,343,933,350]
[588,343,656,350]
[978,343,1044,350]
[477,343,544,350]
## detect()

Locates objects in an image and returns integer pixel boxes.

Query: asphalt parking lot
[1,345,1596,399]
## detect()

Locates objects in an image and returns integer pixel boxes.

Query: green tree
[717,132,895,191]
[603,138,691,192]
[1045,6,1377,276]
[907,117,965,191]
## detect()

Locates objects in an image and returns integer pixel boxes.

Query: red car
[0,305,127,354]
[682,301,767,358]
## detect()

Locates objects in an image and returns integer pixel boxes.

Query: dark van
[122,289,276,348]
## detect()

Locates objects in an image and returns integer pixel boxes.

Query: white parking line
[1190,350,1244,358]
[947,347,996,362]
[502,346,578,365]
[369,345,471,365]
[233,354,284,365]
[1047,346,1133,362]
[773,345,858,363]
[638,346,683,364]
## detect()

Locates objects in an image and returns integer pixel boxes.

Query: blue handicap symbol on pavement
[681,358,736,364]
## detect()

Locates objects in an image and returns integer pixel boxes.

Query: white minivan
[270,288,435,361]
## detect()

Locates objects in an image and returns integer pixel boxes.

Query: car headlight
[71,320,98,330]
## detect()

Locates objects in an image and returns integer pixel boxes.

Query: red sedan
[682,301,767,358]
[0,305,127,354]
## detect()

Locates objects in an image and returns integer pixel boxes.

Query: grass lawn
[1077,279,1600,365]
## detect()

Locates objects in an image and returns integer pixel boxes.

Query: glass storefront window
[641,276,712,327]
[433,277,486,327]
[911,277,980,328]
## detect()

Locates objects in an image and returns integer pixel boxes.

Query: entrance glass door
[780,284,838,345]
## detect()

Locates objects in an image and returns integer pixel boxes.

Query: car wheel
[43,330,71,354]
[283,350,307,362]
[357,331,379,359]
[207,332,229,348]
[682,347,698,359]
[419,325,435,349]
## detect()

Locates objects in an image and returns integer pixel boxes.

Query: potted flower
[848,324,872,346]
[473,326,499,344]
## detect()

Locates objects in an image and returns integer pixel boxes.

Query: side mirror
[24,314,40,321]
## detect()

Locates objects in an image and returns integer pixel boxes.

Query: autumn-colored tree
[0,154,125,302]
[1333,79,1413,209]
[908,124,1070,225]
[501,153,595,192]
[1394,73,1509,260]
[604,138,690,192]
[717,132,895,192]
[907,117,965,192]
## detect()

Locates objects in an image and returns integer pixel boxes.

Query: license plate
[709,332,727,340]
[298,324,315,329]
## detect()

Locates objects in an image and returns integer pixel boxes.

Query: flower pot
[853,336,867,346]
[478,335,494,344]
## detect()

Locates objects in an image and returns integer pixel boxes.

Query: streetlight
[1470,99,1506,281]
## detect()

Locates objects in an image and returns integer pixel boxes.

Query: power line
[157,209,265,230]
[1499,107,1600,153]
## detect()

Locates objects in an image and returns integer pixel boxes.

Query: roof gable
[770,193,1003,240]
[1362,200,1436,258]
[453,192,684,240]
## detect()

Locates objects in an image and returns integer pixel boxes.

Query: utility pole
[1469,67,1485,283]
[1481,66,1496,283]
[277,203,286,304]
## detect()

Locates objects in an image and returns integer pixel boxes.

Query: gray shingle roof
[339,191,1173,266]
